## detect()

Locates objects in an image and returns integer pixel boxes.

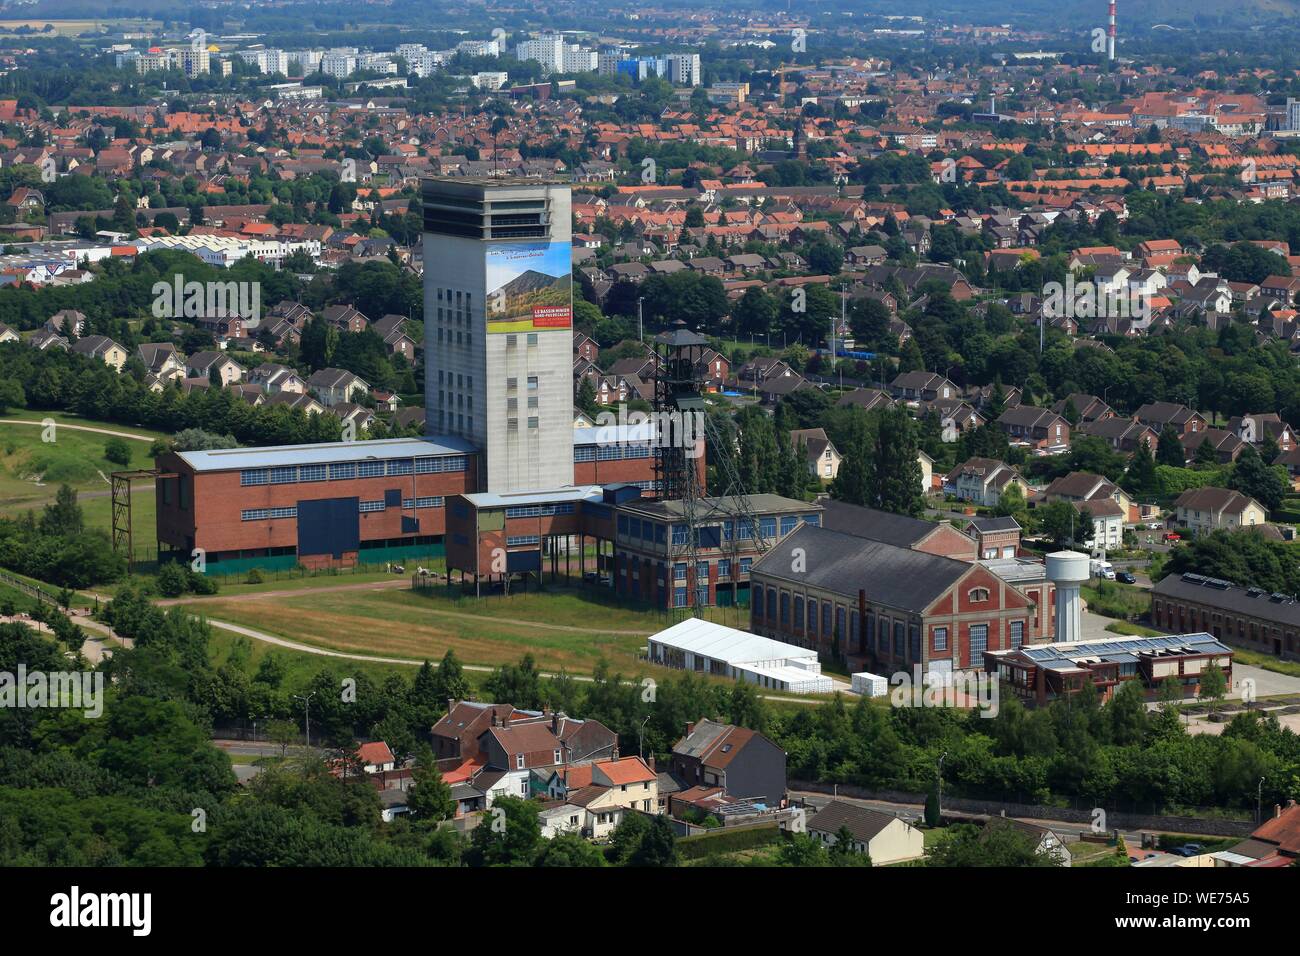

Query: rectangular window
[240,468,268,486]
[359,500,386,513]
[1010,621,1024,649]
[358,460,383,478]
[329,462,356,480]
[506,535,540,546]
[969,624,989,661]
[780,515,797,536]
[386,459,414,476]
[934,627,948,651]
[269,465,297,484]
[299,464,326,482]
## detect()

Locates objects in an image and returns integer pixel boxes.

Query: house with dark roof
[996,405,1070,454]
[1134,401,1207,438]
[1171,487,1268,535]
[669,718,786,805]
[807,799,924,864]
[789,428,840,482]
[946,457,1029,508]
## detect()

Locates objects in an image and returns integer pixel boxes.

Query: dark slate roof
[751,524,971,613]
[968,516,1021,533]
[1152,573,1300,627]
[818,499,939,549]
[807,800,900,842]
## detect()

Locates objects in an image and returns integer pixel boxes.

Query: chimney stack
[685,721,695,737]
[551,712,559,733]
[447,698,455,715]
[1107,0,1117,62]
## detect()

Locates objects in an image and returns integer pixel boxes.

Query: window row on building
[573,443,653,462]
[239,455,468,486]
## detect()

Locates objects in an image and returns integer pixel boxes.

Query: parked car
[1162,532,1182,543]
[1116,571,1137,584]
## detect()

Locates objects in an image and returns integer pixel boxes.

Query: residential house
[947,457,1029,508]
[136,342,186,382]
[70,334,127,371]
[308,368,370,407]
[1134,401,1208,438]
[187,350,244,386]
[789,427,840,481]
[806,800,925,864]
[996,406,1071,454]
[1172,487,1268,535]
[670,719,786,806]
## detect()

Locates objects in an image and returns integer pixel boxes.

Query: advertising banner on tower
[484,240,572,334]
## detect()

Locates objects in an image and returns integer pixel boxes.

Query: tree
[849,296,892,351]
[779,833,831,866]
[536,832,606,866]
[1199,662,1228,714]
[1194,437,1219,467]
[0,378,25,415]
[407,754,454,824]
[1156,424,1186,468]
[466,796,540,866]
[628,815,678,867]
[926,821,1063,867]
[103,437,132,468]
[1228,449,1287,512]
[925,781,942,828]
[1122,439,1160,499]
[39,484,83,538]
[1035,500,1080,549]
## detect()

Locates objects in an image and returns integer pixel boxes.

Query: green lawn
[0,413,164,566]
[184,584,661,672]
[1083,581,1150,620]
[207,627,429,692]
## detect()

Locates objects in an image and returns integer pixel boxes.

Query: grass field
[186,584,663,672]
[207,627,428,693]
[0,414,163,558]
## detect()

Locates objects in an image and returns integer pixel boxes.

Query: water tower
[1046,551,1090,643]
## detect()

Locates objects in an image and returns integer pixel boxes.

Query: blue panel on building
[507,550,541,573]
[602,483,642,504]
[384,488,402,507]
[298,497,360,558]
[401,515,420,534]
[696,526,722,548]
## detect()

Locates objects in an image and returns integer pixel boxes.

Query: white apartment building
[562,44,598,73]
[515,35,564,73]
[666,52,702,87]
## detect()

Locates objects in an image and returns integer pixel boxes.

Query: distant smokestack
[1108,0,1117,62]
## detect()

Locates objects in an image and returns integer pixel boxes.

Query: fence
[0,569,60,606]
[790,780,1257,838]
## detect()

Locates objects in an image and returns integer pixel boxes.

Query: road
[0,419,155,442]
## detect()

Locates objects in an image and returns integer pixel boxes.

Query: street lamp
[637,297,645,342]
[1257,776,1266,825]
[638,715,652,760]
[936,751,947,818]
[292,691,317,748]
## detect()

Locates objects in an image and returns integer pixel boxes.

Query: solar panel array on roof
[1017,632,1229,666]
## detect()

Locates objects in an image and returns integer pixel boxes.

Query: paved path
[0,419,155,442]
